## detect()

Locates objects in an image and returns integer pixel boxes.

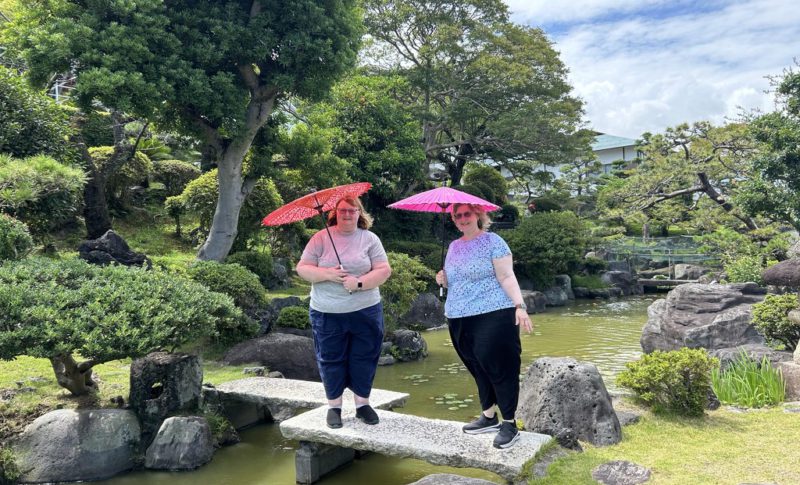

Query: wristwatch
[357,280,363,290]
[515,303,527,311]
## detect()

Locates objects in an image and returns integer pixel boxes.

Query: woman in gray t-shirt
[296,196,391,429]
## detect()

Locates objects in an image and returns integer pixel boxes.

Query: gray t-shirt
[300,227,388,313]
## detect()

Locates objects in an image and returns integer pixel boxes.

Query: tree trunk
[196,146,250,261]
[697,172,758,231]
[50,354,96,396]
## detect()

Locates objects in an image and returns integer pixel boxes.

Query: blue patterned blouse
[443,231,514,318]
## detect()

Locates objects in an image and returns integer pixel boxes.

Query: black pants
[448,307,522,420]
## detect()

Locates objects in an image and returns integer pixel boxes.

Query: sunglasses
[453,211,474,220]
[337,208,360,215]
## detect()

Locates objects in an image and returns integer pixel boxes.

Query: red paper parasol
[262,182,372,266]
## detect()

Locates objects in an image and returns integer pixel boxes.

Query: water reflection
[99,295,656,485]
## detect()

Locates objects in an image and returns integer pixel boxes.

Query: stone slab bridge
[209,377,552,483]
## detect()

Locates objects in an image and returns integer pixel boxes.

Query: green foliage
[382,252,435,332]
[752,294,800,350]
[463,165,508,205]
[383,240,444,272]
[0,65,70,160]
[167,170,283,251]
[496,203,520,225]
[617,348,719,417]
[570,274,607,289]
[276,306,310,330]
[187,261,266,314]
[711,352,786,408]
[529,196,562,213]
[582,256,608,274]
[152,159,200,197]
[454,183,492,202]
[724,255,766,285]
[89,146,153,210]
[504,211,588,288]
[0,258,245,385]
[696,226,759,263]
[81,110,114,147]
[0,445,20,484]
[0,153,86,238]
[0,214,32,261]
[363,1,589,185]
[226,250,274,288]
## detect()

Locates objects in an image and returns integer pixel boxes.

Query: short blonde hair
[327,196,373,229]
[451,203,491,230]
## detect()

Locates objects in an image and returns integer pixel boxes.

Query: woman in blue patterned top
[435,203,533,449]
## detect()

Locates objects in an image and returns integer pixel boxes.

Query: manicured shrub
[0,154,86,238]
[463,165,508,205]
[276,306,310,329]
[724,254,765,285]
[617,348,719,417]
[226,250,274,288]
[504,211,588,288]
[382,252,435,332]
[570,274,607,289]
[187,261,266,313]
[0,258,245,395]
[495,203,520,224]
[454,183,492,202]
[152,159,201,196]
[0,66,70,160]
[384,240,444,272]
[711,352,785,407]
[81,110,115,147]
[89,146,153,209]
[167,170,283,251]
[0,214,33,261]
[583,256,608,274]
[752,294,800,350]
[528,196,561,213]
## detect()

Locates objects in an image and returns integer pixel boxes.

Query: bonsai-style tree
[0,258,245,395]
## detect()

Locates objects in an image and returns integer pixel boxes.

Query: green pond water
[101,295,657,485]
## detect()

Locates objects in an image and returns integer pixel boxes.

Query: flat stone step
[280,407,552,481]
[214,377,409,411]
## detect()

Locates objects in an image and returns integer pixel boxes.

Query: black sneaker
[355,405,379,425]
[462,413,500,434]
[493,421,520,449]
[326,408,342,429]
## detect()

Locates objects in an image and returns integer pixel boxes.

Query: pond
[100,295,657,485]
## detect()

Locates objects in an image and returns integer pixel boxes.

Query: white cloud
[506,0,800,138]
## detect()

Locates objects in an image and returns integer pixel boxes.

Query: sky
[506,0,800,139]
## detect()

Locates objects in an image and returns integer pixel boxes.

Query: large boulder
[268,258,292,290]
[223,332,320,381]
[145,416,215,470]
[600,271,642,296]
[709,344,793,371]
[129,352,203,444]
[389,329,428,361]
[13,409,140,483]
[521,290,547,313]
[78,230,151,268]
[400,292,447,329]
[762,258,800,288]
[553,275,575,300]
[673,264,711,280]
[788,239,800,259]
[409,474,497,485]
[542,286,569,307]
[518,357,621,447]
[640,283,766,353]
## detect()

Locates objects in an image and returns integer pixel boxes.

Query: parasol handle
[314,199,343,268]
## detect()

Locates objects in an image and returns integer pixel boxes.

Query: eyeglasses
[337,208,360,215]
[453,211,474,220]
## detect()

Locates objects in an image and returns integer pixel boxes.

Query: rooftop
[592,133,638,151]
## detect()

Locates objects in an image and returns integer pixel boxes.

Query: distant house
[591,133,640,174]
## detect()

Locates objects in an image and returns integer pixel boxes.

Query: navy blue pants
[309,302,384,400]
[448,307,521,420]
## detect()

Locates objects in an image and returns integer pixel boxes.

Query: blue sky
[506,0,800,139]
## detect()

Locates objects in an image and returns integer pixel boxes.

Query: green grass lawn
[530,403,800,484]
